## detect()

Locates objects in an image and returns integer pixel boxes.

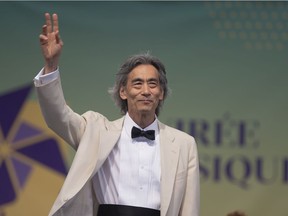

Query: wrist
[44,61,58,74]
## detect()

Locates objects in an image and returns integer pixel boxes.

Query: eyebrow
[131,77,159,83]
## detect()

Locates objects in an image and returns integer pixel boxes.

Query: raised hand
[39,13,64,74]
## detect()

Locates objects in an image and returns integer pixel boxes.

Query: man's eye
[133,82,142,87]
[149,82,157,87]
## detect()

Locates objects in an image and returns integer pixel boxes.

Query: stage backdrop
[0,2,287,216]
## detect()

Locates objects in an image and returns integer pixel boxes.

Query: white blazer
[36,76,200,216]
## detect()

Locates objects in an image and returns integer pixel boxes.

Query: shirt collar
[123,113,159,137]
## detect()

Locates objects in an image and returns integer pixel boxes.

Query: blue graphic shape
[0,83,67,207]
[12,122,42,144]
[11,157,32,188]
[0,84,32,138]
[17,138,67,175]
[0,162,16,205]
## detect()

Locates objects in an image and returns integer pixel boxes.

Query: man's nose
[142,83,150,95]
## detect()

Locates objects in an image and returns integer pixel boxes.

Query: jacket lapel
[159,122,180,216]
[92,117,124,174]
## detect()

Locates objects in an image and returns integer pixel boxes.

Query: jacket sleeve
[35,75,86,150]
[180,137,200,216]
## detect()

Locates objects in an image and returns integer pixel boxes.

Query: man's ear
[119,86,127,100]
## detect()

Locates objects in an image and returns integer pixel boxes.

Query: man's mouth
[139,99,152,103]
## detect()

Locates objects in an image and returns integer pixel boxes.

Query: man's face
[120,64,164,117]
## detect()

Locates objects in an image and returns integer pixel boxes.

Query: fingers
[40,25,48,45]
[41,13,62,45]
[44,13,59,33]
[55,31,64,46]
[39,35,48,46]
[53,13,59,32]
[53,13,62,45]
[45,13,52,33]
[42,24,47,36]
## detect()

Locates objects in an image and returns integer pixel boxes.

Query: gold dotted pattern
[205,1,288,51]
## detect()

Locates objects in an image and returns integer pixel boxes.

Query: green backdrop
[0,1,287,216]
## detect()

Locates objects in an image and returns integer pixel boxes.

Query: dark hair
[108,53,169,116]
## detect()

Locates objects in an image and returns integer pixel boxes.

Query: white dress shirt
[93,113,161,210]
[34,68,59,87]
[34,68,161,210]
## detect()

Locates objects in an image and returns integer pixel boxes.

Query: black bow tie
[131,126,155,140]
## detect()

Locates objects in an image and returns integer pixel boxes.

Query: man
[34,13,200,216]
